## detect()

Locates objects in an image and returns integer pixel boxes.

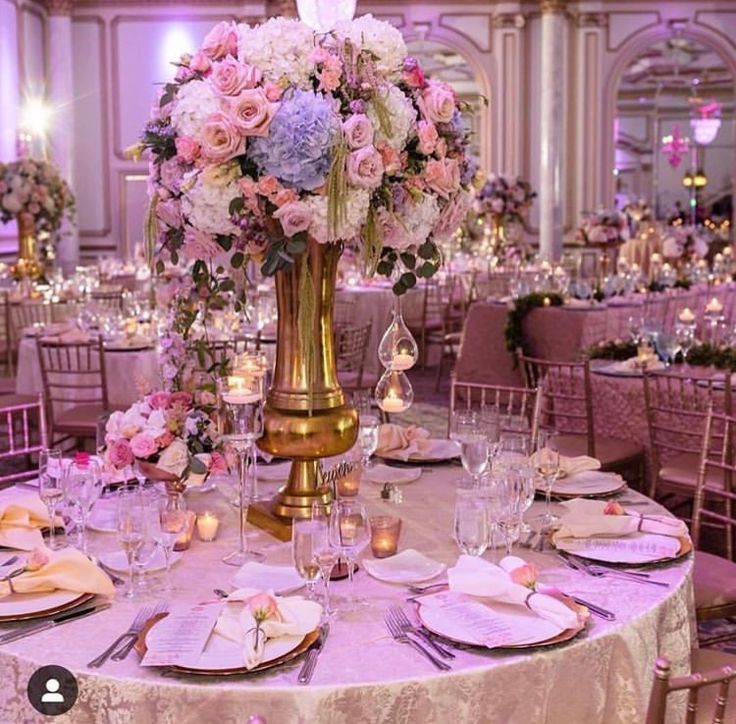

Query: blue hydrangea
[248,90,340,191]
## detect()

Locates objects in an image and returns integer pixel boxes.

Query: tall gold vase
[15,214,41,279]
[258,239,358,519]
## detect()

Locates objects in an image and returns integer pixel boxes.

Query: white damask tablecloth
[0,465,694,723]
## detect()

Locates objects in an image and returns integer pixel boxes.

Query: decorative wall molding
[575,12,607,29]
[438,13,493,53]
[493,13,525,30]
[694,11,736,49]
[606,11,660,52]
[46,0,72,15]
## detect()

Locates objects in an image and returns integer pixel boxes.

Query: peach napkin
[376,424,431,460]
[0,494,55,550]
[529,450,600,478]
[41,327,91,344]
[553,498,689,541]
[0,546,115,598]
[448,555,581,630]
[214,588,322,669]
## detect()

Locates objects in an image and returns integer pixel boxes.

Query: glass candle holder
[370,516,402,558]
[196,511,220,542]
[337,463,361,497]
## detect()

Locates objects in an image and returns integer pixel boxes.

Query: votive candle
[196,511,220,542]
[370,516,402,558]
[705,297,724,314]
[678,307,696,324]
[337,464,361,497]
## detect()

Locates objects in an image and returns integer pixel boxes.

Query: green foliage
[504,293,565,355]
[587,340,638,361]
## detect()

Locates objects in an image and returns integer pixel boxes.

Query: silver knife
[297,623,329,684]
[0,603,111,645]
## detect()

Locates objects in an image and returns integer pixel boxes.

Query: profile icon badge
[27,665,78,716]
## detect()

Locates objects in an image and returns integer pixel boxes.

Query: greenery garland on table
[587,340,638,361]
[647,279,692,293]
[504,292,565,354]
[587,339,736,371]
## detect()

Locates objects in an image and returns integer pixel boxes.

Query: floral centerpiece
[0,157,75,278]
[103,389,226,491]
[575,209,630,247]
[662,224,710,262]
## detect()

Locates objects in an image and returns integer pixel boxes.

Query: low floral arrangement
[621,199,651,224]
[680,342,736,372]
[575,209,630,246]
[103,389,226,484]
[587,339,637,361]
[647,278,692,293]
[661,224,710,261]
[475,174,536,224]
[504,292,565,354]
[0,157,75,236]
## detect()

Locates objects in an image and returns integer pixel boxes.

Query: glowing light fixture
[19,97,52,139]
[296,0,356,32]
[691,100,722,146]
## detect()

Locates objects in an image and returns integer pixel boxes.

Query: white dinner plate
[379,439,460,464]
[87,500,117,533]
[98,548,182,574]
[363,549,445,584]
[554,531,683,564]
[0,589,91,621]
[364,465,422,485]
[537,471,626,498]
[231,561,304,594]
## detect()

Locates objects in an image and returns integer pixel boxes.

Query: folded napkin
[41,327,91,345]
[214,588,322,669]
[0,546,115,598]
[553,498,689,542]
[615,357,665,372]
[0,494,55,550]
[448,555,581,630]
[376,424,431,460]
[529,450,600,478]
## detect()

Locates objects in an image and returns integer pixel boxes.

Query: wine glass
[62,457,103,554]
[156,493,188,594]
[675,324,695,368]
[38,448,64,550]
[357,414,380,471]
[628,314,644,345]
[311,502,338,618]
[116,488,145,599]
[655,331,680,367]
[328,500,370,610]
[497,472,524,556]
[534,430,560,528]
[454,488,489,557]
[132,491,160,593]
[459,427,490,487]
[292,519,322,601]
[479,406,500,462]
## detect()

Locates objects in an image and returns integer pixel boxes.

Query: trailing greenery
[504,293,565,354]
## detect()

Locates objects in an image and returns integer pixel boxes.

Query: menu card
[140,601,224,667]
[556,532,680,563]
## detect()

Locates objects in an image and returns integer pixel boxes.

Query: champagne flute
[292,519,322,601]
[116,488,144,599]
[133,491,160,592]
[38,448,64,550]
[535,431,561,527]
[328,500,370,610]
[357,414,379,471]
[454,489,489,556]
[156,493,187,594]
[312,502,338,618]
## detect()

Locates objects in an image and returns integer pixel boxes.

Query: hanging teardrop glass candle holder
[377,296,419,371]
[374,368,414,414]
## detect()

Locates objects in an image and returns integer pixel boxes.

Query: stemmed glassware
[311,502,338,619]
[628,314,644,344]
[62,455,103,554]
[451,412,490,487]
[218,374,266,566]
[534,430,561,527]
[292,519,322,601]
[454,486,489,556]
[132,490,160,593]
[654,330,680,367]
[328,500,370,610]
[675,323,696,368]
[116,487,145,599]
[38,448,64,550]
[156,493,187,594]
[357,412,380,472]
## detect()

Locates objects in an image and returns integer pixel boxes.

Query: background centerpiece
[140,15,472,519]
[575,208,630,280]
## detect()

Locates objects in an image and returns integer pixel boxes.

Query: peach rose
[417,120,438,156]
[425,157,460,199]
[433,191,471,242]
[378,144,402,175]
[273,200,312,237]
[228,89,277,138]
[246,592,280,622]
[200,21,238,60]
[170,391,194,408]
[257,176,280,197]
[263,82,284,102]
[273,188,298,207]
[211,58,261,96]
[346,145,384,189]
[200,112,245,162]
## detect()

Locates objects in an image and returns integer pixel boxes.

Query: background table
[0,466,694,723]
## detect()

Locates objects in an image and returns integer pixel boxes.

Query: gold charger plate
[553,534,692,566]
[0,591,94,623]
[416,592,589,650]
[135,613,319,676]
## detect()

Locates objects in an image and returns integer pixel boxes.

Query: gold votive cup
[370,516,402,558]
[337,463,362,497]
[174,510,197,551]
[196,511,220,542]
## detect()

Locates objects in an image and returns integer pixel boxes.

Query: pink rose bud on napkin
[510,562,539,590]
[247,593,280,622]
[604,500,625,516]
[26,548,50,572]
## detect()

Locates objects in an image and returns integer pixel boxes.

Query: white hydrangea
[402,193,440,247]
[170,80,221,138]
[368,85,417,151]
[306,189,370,244]
[334,14,407,77]
[237,18,315,89]
[181,174,240,236]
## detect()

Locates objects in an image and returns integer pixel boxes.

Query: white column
[538,0,566,261]
[47,0,78,271]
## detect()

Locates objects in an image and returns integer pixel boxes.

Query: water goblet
[459,429,490,487]
[38,448,64,550]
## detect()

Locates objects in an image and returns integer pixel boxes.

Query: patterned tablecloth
[0,465,694,723]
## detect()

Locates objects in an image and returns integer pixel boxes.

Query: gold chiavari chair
[334,296,357,328]
[519,352,645,483]
[336,322,373,395]
[690,407,736,642]
[408,277,448,369]
[90,288,125,311]
[0,393,47,488]
[645,652,736,724]
[10,300,55,346]
[0,291,14,379]
[643,369,731,502]
[37,337,110,446]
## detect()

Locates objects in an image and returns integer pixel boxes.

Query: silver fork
[87,604,159,668]
[112,602,169,661]
[561,555,668,587]
[389,606,455,659]
[408,582,447,595]
[384,610,451,671]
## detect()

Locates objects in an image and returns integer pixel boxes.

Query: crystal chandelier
[296,0,356,32]
[691,100,722,146]
[661,124,690,169]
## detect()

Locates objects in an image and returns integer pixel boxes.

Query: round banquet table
[0,466,694,724]
[15,337,161,409]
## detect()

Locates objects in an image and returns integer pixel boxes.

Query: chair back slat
[335,323,372,388]
[0,393,47,485]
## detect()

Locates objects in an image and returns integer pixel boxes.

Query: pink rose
[257,176,281,197]
[156,431,175,448]
[175,136,201,163]
[417,120,438,156]
[200,111,245,162]
[425,158,460,199]
[346,145,384,189]
[342,114,374,150]
[108,438,134,469]
[418,80,456,125]
[510,562,538,589]
[318,57,342,92]
[263,83,283,102]
[182,228,221,261]
[26,548,50,572]
[273,188,298,207]
[175,66,194,83]
[148,391,172,410]
[228,89,277,138]
[403,62,426,89]
[156,200,181,229]
[170,391,193,408]
[209,451,228,475]
[490,198,504,214]
[197,390,217,406]
[433,191,471,242]
[246,592,280,622]
[604,500,625,516]
[273,200,312,237]
[130,433,158,459]
[211,58,261,96]
[376,209,409,250]
[189,51,211,74]
[200,21,238,60]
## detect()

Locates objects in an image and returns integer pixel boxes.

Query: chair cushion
[554,434,644,467]
[659,452,724,492]
[694,550,736,615]
[689,647,736,723]
[54,403,106,432]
